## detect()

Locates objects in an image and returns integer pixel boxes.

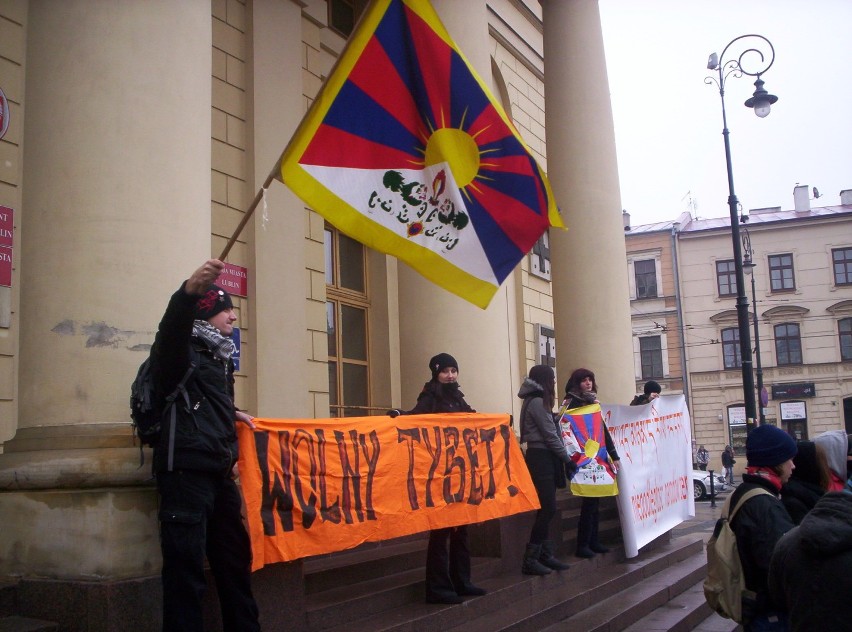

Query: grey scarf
[192,320,236,363]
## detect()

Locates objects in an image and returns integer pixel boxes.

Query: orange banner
[237,413,539,569]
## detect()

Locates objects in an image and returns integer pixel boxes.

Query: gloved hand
[565,459,579,480]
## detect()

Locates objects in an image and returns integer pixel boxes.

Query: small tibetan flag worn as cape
[558,403,619,497]
[280,0,562,309]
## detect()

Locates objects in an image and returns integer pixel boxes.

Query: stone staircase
[300,492,740,632]
[0,492,740,631]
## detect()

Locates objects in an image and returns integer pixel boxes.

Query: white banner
[602,395,694,558]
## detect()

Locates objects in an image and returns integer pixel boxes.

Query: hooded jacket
[769,492,852,630]
[517,378,571,463]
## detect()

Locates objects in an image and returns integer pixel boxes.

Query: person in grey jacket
[518,365,578,575]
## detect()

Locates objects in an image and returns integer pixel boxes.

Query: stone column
[540,0,635,402]
[397,0,520,416]
[0,0,211,587]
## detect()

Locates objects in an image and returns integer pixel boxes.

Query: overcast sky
[598,0,852,227]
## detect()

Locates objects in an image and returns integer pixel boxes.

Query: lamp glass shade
[753,101,771,118]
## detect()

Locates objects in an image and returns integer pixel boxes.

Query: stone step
[621,580,714,632]
[691,611,742,632]
[0,616,60,632]
[310,534,702,632]
[536,546,707,632]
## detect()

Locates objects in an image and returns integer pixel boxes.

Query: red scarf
[744,466,783,492]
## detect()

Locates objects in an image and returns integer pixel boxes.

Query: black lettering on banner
[442,427,466,504]
[336,429,366,523]
[421,426,443,507]
[478,427,497,499]
[255,430,294,535]
[397,427,422,510]
[500,424,519,496]
[463,428,483,505]
[292,429,318,529]
[315,429,341,524]
[358,430,380,520]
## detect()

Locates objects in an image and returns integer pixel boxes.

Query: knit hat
[643,380,662,396]
[746,425,797,467]
[529,365,555,390]
[195,284,233,321]
[429,353,458,380]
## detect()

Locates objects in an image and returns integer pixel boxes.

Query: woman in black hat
[390,353,486,604]
[518,364,577,575]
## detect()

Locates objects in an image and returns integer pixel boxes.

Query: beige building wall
[0,1,25,445]
[679,210,852,472]
[625,225,686,399]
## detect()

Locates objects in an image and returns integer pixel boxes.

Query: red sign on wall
[0,206,12,287]
[218,262,248,297]
[0,247,11,287]
[0,206,11,248]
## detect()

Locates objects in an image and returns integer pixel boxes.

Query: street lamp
[706,34,777,430]
[741,227,767,425]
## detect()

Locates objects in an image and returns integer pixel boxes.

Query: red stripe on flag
[404,4,452,129]
[467,103,515,147]
[469,182,549,252]
[301,124,423,169]
[349,37,428,141]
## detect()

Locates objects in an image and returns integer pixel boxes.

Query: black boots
[521,543,552,575]
[539,540,571,571]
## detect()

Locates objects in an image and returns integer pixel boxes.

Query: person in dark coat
[518,365,578,575]
[562,368,620,558]
[728,424,797,631]
[769,491,852,631]
[151,259,260,632]
[780,440,829,525]
[390,353,486,605]
[629,379,661,406]
[722,445,736,485]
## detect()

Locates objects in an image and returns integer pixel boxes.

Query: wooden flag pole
[218,161,281,261]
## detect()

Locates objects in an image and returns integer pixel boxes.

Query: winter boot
[539,540,571,571]
[521,543,552,576]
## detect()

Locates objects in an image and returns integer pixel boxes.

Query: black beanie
[529,365,555,389]
[194,284,233,321]
[429,353,458,380]
[644,380,662,396]
[746,425,797,467]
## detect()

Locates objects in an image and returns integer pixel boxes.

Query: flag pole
[218,159,281,261]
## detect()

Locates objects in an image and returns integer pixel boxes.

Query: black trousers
[425,526,472,598]
[157,470,260,632]
[577,496,601,549]
[525,448,558,544]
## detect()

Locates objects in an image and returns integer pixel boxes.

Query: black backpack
[130,351,197,462]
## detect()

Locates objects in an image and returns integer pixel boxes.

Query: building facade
[0,1,636,627]
[675,187,852,473]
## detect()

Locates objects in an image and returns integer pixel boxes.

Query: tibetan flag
[280,0,562,309]
[558,404,619,497]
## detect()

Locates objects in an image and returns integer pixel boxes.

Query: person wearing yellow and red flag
[562,368,621,559]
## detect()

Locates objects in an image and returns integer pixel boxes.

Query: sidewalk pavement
[673,483,739,540]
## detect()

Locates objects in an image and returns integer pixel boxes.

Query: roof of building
[626,204,852,235]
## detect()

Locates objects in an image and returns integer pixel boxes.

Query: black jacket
[403,380,474,415]
[769,492,852,631]
[150,283,239,474]
[780,478,824,525]
[729,474,795,617]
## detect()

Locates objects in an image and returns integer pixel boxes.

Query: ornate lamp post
[706,35,778,430]
[741,227,767,425]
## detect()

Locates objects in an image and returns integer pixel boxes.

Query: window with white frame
[634,259,658,299]
[774,322,803,366]
[639,335,663,379]
[721,327,741,369]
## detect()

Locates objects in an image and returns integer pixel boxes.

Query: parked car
[692,470,727,500]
